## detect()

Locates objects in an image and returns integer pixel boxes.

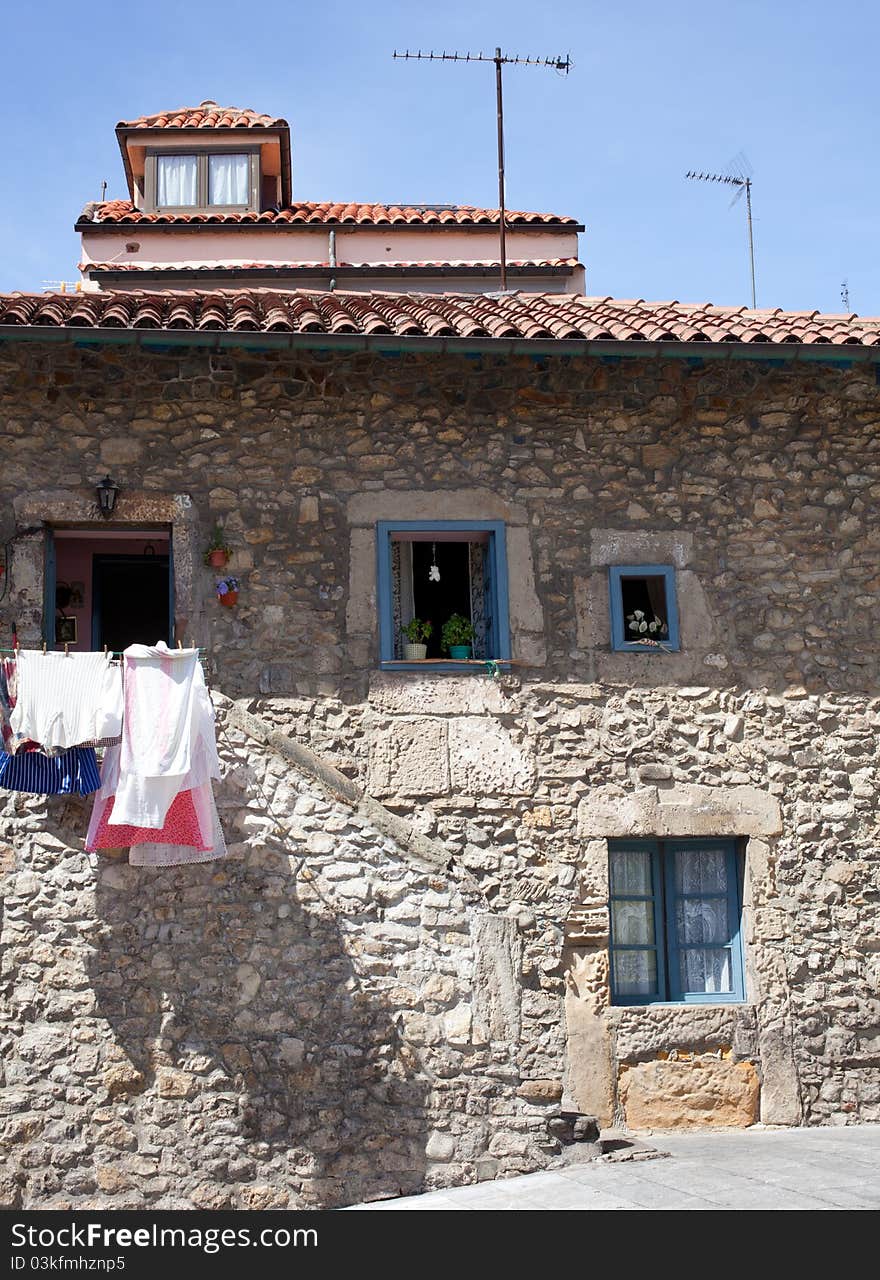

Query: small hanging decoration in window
[428,543,441,582]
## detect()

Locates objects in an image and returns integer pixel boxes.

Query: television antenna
[393,47,572,291]
[686,155,757,308]
[841,279,851,312]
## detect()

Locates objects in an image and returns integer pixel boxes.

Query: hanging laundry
[0,746,101,796]
[85,643,226,866]
[86,785,210,852]
[129,797,228,866]
[0,657,15,753]
[109,644,219,830]
[9,650,122,757]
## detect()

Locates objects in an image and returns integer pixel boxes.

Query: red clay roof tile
[80,259,581,273]
[117,102,287,131]
[80,200,580,228]
[2,290,879,348]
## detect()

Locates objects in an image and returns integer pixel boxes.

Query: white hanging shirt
[109,643,219,829]
[10,650,123,753]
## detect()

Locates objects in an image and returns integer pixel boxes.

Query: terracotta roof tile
[3,290,880,349]
[80,259,581,273]
[80,200,580,228]
[117,102,287,131]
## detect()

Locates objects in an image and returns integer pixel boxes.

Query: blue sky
[2,0,878,313]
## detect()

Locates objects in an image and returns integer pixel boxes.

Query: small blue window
[609,839,746,1005]
[376,520,511,670]
[609,564,680,652]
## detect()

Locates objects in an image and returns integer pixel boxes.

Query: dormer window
[146,149,259,212]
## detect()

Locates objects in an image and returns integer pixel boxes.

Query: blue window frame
[376,520,511,670]
[609,838,745,1005]
[609,564,680,652]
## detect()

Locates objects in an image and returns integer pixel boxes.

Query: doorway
[49,529,172,652]
[92,555,171,652]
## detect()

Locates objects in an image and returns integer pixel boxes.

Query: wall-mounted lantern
[96,476,120,519]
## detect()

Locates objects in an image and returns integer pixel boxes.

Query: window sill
[380,659,512,675]
[610,643,680,654]
[610,997,749,1008]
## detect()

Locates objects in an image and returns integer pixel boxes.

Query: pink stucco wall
[79,226,581,271]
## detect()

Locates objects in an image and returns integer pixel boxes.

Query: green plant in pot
[401,617,432,660]
[204,523,231,569]
[442,613,475,659]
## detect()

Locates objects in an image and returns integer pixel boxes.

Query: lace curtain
[675,846,732,994]
[157,155,197,206]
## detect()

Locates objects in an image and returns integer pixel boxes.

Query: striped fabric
[0,747,101,796]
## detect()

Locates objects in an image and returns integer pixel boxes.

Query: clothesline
[0,647,207,658]
[1,643,225,865]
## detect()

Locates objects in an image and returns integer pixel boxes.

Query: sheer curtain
[209,154,249,205]
[674,847,732,994]
[157,155,197,206]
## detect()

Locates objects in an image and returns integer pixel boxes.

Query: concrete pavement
[345,1125,880,1210]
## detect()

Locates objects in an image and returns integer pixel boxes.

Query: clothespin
[177,639,183,650]
[64,643,69,656]
[42,642,47,655]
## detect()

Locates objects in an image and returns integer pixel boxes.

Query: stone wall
[1,342,878,1206]
[1,343,879,693]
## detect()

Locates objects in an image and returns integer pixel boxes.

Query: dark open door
[92,554,171,652]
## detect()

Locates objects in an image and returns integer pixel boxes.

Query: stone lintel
[577,783,783,838]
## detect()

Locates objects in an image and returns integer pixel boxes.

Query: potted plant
[204,523,231,569]
[442,613,475,659]
[216,576,240,607]
[625,608,668,644]
[401,617,432,660]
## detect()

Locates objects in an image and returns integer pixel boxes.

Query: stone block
[517,1079,563,1103]
[156,1069,196,1099]
[563,992,615,1127]
[346,488,527,527]
[590,528,693,569]
[279,1037,305,1068]
[609,1004,752,1060]
[425,1131,457,1161]
[473,914,522,1045]
[577,783,782,838]
[618,1055,760,1130]
[239,1185,291,1211]
[505,525,544,637]
[368,674,506,716]
[367,717,450,797]
[515,631,548,667]
[448,717,536,795]
[345,528,376,636]
[102,1061,145,1097]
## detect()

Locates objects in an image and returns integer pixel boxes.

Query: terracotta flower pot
[218,591,238,607]
[208,549,229,568]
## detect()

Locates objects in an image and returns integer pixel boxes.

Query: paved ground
[345,1125,880,1210]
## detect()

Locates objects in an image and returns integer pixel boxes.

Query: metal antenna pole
[744,179,756,310]
[686,165,757,308]
[495,48,507,290]
[394,48,571,292]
